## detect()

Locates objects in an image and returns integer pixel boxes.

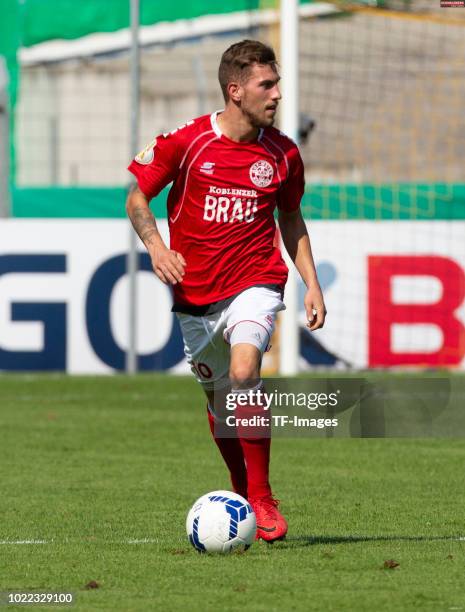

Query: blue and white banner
[0,220,464,372]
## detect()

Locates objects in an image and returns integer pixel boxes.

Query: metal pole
[192,55,208,117]
[279,0,299,375]
[50,116,59,184]
[0,57,11,217]
[127,0,140,373]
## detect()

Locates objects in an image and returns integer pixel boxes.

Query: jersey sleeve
[277,145,305,213]
[127,131,185,200]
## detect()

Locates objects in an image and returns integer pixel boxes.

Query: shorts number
[192,361,212,379]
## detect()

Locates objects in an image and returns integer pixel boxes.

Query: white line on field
[126,538,158,544]
[7,536,463,546]
[0,540,49,544]
[0,538,159,545]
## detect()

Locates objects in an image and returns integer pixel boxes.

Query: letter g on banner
[86,253,184,371]
[0,254,67,370]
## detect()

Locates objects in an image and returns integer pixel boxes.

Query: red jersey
[128,111,305,307]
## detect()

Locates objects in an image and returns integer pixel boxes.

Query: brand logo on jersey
[249,160,273,188]
[135,138,156,165]
[200,161,215,175]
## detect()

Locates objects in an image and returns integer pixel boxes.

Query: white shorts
[176,286,285,389]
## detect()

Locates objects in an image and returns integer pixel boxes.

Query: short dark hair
[218,39,277,101]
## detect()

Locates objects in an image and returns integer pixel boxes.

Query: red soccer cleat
[250,496,288,542]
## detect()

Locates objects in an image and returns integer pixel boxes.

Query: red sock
[235,401,272,500]
[239,436,272,500]
[207,408,248,499]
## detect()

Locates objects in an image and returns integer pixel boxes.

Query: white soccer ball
[186,490,256,553]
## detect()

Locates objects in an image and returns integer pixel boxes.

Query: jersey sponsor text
[203,195,258,223]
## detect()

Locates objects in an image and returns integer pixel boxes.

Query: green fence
[11,184,465,220]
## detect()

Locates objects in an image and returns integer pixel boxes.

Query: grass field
[1,373,465,611]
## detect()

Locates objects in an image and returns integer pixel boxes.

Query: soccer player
[126,40,326,542]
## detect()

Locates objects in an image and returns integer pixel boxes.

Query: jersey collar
[210,110,264,142]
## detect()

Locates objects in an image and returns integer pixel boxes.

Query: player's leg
[225,287,288,541]
[228,332,287,541]
[204,389,247,499]
[176,312,247,499]
[228,341,271,498]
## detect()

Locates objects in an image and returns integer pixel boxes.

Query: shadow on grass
[278,534,463,547]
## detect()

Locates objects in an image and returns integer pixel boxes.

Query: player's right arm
[126,126,192,285]
[126,186,186,285]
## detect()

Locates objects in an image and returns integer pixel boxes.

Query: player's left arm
[278,207,327,331]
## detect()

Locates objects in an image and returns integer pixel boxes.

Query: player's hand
[304,286,327,331]
[151,247,186,284]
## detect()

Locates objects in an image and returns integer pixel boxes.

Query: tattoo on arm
[129,205,159,246]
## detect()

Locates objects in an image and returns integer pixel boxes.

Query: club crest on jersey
[249,160,273,188]
[135,138,156,165]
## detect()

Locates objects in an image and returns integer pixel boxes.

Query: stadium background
[0,0,464,373]
[2,7,465,609]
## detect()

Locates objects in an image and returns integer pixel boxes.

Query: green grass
[1,373,465,611]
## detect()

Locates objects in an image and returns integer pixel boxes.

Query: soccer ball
[186,490,256,553]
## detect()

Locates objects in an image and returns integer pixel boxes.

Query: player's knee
[229,361,260,389]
